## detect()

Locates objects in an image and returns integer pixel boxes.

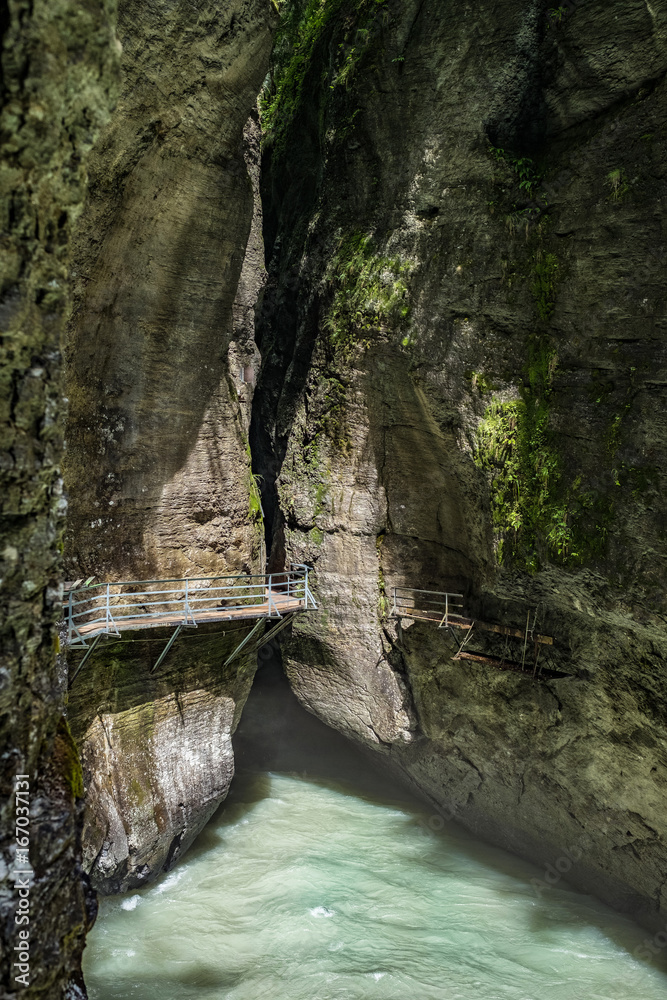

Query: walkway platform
[72,593,305,638]
[65,565,316,683]
[391,586,554,676]
[66,565,315,646]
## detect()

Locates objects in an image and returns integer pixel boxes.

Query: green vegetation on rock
[323,231,412,354]
[489,145,542,199]
[56,717,84,800]
[248,471,264,521]
[474,337,615,571]
[261,0,388,151]
[606,167,629,202]
[531,251,560,321]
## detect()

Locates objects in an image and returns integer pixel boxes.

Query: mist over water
[84,662,667,1000]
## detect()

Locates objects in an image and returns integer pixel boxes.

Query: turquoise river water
[83,663,667,1000]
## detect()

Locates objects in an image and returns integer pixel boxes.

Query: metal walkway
[391,586,554,676]
[65,565,316,684]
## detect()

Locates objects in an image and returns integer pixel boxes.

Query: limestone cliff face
[61,0,278,902]
[67,624,257,894]
[0,1,120,994]
[64,0,278,583]
[253,0,667,930]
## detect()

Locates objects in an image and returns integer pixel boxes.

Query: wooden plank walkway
[391,585,555,678]
[76,595,304,637]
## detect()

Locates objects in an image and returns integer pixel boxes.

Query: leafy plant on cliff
[606,168,629,202]
[261,0,388,152]
[489,146,542,199]
[247,471,263,521]
[323,231,412,354]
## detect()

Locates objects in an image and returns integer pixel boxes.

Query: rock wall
[0,0,120,995]
[253,0,667,931]
[67,623,258,894]
[61,0,278,906]
[64,0,278,583]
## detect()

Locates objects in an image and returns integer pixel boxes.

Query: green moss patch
[531,251,559,322]
[323,231,412,355]
[55,717,84,800]
[474,342,609,571]
[261,0,389,153]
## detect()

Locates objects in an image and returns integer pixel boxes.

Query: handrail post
[184,577,189,624]
[106,583,110,631]
[268,572,272,615]
[304,567,308,608]
[68,588,73,643]
[445,592,449,627]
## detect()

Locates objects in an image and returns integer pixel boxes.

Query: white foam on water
[119,895,140,912]
[153,871,182,895]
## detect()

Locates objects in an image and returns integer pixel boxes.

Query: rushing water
[84,663,667,1000]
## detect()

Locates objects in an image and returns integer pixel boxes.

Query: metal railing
[391,586,465,627]
[66,564,316,647]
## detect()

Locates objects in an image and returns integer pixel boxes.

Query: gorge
[1,0,667,996]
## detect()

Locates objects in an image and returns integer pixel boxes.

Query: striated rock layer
[67,623,257,894]
[64,0,278,583]
[253,0,667,931]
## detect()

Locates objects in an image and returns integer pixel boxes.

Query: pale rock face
[64,0,277,582]
[81,690,235,893]
[62,0,278,901]
[67,621,259,893]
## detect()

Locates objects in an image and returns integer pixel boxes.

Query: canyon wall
[64,0,277,583]
[0,1,120,994]
[253,0,667,931]
[67,622,258,894]
[62,0,278,898]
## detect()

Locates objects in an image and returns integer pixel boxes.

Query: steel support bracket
[256,613,294,652]
[151,625,183,674]
[223,618,265,667]
[68,632,103,689]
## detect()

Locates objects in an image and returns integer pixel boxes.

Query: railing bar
[403,598,463,603]
[394,597,460,606]
[69,577,308,601]
[66,570,314,645]
[412,588,462,595]
[393,602,463,609]
[70,571,290,593]
[69,570,305,591]
[393,599,463,608]
[394,587,464,598]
